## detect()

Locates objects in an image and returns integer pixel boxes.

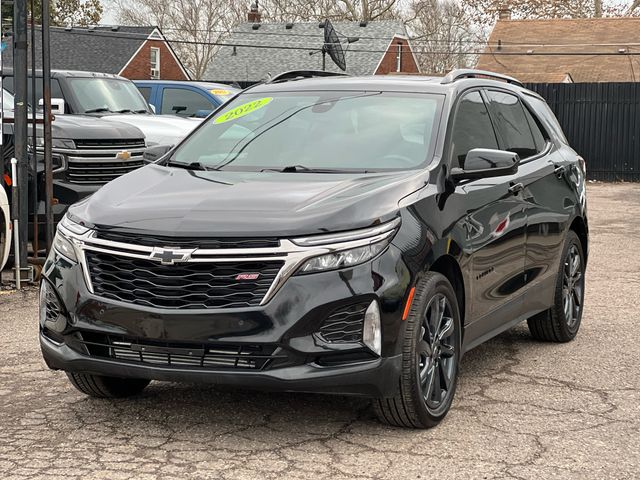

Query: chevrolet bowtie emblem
[149,247,196,265]
[116,150,131,160]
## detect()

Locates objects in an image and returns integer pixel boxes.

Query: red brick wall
[120,39,189,80]
[374,37,419,75]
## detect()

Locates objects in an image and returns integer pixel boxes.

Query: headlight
[52,230,78,262]
[297,240,389,274]
[28,137,76,149]
[59,214,90,235]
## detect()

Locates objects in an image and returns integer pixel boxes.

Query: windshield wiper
[84,107,112,114]
[261,165,354,173]
[115,109,133,114]
[165,161,210,171]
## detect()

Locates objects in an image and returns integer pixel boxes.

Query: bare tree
[258,0,402,21]
[113,0,245,79]
[406,0,478,74]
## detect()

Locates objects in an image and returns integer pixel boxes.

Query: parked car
[1,89,147,236]
[39,69,588,429]
[134,80,239,118]
[2,69,198,147]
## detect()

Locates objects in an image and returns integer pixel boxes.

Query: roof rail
[441,69,524,88]
[267,70,348,84]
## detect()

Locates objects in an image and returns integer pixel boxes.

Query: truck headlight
[297,240,389,274]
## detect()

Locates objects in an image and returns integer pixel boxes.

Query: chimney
[248,1,261,23]
[498,7,511,20]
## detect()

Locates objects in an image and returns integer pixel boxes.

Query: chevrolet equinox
[39,69,588,428]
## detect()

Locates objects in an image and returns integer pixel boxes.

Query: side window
[161,88,214,117]
[526,95,569,145]
[450,91,499,169]
[486,90,537,159]
[137,87,152,102]
[522,106,547,153]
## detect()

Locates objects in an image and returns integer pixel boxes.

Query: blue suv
[134,80,239,118]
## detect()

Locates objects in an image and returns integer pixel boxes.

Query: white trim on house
[150,46,160,79]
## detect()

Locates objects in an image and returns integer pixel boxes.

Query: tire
[66,372,150,398]
[374,272,462,428]
[527,230,585,342]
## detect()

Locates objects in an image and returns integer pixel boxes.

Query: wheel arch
[569,215,588,264]
[429,254,466,328]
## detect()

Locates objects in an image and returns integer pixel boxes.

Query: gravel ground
[0,183,639,480]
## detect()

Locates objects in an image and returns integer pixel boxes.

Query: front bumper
[40,244,412,398]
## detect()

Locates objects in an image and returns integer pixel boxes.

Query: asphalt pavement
[0,183,638,479]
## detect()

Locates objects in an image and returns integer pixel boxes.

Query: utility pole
[13,0,29,274]
[42,0,54,250]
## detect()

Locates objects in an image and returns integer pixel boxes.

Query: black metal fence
[526,83,640,182]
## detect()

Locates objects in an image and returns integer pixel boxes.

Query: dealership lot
[0,183,638,480]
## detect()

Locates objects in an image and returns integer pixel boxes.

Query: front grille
[86,251,283,309]
[79,332,281,370]
[75,138,146,149]
[95,230,280,250]
[319,303,369,343]
[62,138,146,185]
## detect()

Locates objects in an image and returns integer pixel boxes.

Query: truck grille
[63,138,146,185]
[79,332,282,370]
[85,251,283,309]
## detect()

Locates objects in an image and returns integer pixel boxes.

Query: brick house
[205,6,419,83]
[4,26,190,80]
[477,13,640,82]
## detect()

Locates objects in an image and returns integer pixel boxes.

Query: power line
[14,26,640,57]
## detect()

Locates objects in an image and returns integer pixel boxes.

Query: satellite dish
[322,19,346,71]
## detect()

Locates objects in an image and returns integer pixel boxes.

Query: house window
[150,47,161,79]
[396,43,402,72]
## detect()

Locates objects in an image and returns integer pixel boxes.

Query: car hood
[51,115,145,140]
[70,164,427,237]
[99,114,199,146]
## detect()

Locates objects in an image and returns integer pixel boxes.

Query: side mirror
[143,144,173,163]
[40,98,65,114]
[451,148,519,181]
[149,104,156,114]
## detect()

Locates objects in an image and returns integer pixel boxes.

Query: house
[477,12,640,83]
[3,26,190,80]
[205,6,419,83]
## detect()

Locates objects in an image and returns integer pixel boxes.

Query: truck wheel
[66,372,150,398]
[374,272,461,428]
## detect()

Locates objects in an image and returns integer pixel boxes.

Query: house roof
[205,20,409,82]
[477,18,640,83]
[2,26,178,76]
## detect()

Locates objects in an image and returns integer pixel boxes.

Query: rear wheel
[66,372,150,398]
[374,272,461,428]
[527,230,585,342]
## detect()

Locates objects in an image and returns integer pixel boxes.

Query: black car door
[484,89,571,319]
[445,90,527,348]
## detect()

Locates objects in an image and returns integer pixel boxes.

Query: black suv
[39,69,588,428]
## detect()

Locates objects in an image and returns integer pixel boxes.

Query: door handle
[508,182,524,195]
[554,165,566,178]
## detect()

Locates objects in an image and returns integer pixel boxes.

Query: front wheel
[374,272,461,428]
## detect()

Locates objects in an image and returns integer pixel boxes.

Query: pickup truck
[1,89,147,245]
[133,80,238,118]
[2,69,198,147]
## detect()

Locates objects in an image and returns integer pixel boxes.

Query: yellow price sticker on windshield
[214,97,273,124]
[211,89,231,96]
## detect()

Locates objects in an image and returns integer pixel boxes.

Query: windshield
[170,91,442,172]
[69,77,150,113]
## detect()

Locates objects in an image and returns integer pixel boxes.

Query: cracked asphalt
[1,183,639,479]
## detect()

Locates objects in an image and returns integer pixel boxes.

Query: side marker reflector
[402,286,416,321]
